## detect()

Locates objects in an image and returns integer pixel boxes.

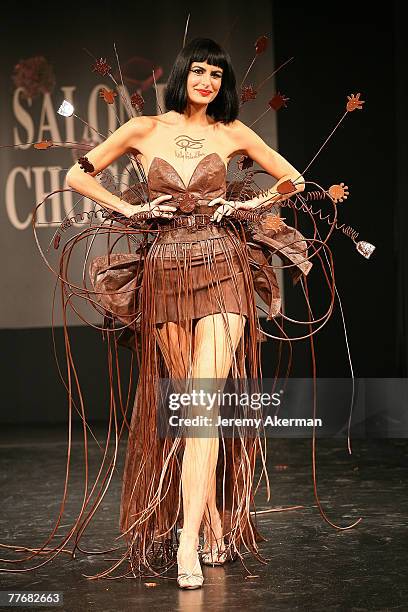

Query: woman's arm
[209,121,305,221]
[233,120,305,207]
[65,116,175,219]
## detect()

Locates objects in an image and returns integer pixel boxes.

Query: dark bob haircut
[164,37,239,124]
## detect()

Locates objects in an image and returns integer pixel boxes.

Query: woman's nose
[199,73,211,86]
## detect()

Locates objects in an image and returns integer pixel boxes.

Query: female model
[65,37,305,589]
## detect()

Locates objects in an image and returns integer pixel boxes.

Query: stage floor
[0,425,407,611]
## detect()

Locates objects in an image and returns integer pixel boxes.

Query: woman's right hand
[124,194,177,219]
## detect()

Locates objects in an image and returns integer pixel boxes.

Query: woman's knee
[192,313,246,378]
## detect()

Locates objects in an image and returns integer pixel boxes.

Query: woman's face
[186,60,223,105]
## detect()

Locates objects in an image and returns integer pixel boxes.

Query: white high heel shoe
[201,522,228,566]
[201,537,228,566]
[177,531,204,590]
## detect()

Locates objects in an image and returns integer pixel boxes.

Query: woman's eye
[191,69,222,78]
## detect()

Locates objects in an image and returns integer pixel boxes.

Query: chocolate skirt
[146,224,250,324]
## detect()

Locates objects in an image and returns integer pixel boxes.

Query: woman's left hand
[208,198,237,222]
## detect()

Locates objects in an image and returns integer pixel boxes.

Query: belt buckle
[176,215,195,230]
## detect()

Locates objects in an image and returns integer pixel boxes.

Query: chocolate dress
[109,151,313,577]
[0,150,313,581]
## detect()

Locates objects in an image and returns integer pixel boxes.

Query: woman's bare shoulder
[120,116,160,152]
[142,111,179,128]
[126,112,180,139]
[218,120,256,155]
[223,120,269,155]
[126,115,156,135]
[221,119,253,137]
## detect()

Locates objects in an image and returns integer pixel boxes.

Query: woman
[65,37,306,589]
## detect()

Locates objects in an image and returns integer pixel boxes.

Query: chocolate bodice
[147,152,227,216]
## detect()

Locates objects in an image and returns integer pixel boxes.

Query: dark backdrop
[270,1,404,380]
[0,0,406,430]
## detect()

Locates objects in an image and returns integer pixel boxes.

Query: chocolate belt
[159,211,267,231]
[166,214,213,229]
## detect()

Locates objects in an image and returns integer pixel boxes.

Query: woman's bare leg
[178,312,245,570]
[202,321,244,553]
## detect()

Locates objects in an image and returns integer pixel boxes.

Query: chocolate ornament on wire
[240,35,269,92]
[249,90,290,127]
[269,92,290,111]
[130,93,145,113]
[328,182,349,204]
[237,155,254,171]
[34,140,53,150]
[240,85,258,105]
[92,57,112,76]
[346,93,365,112]
[99,88,117,104]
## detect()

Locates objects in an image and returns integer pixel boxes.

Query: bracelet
[104,209,151,227]
[128,210,152,225]
[78,156,95,173]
